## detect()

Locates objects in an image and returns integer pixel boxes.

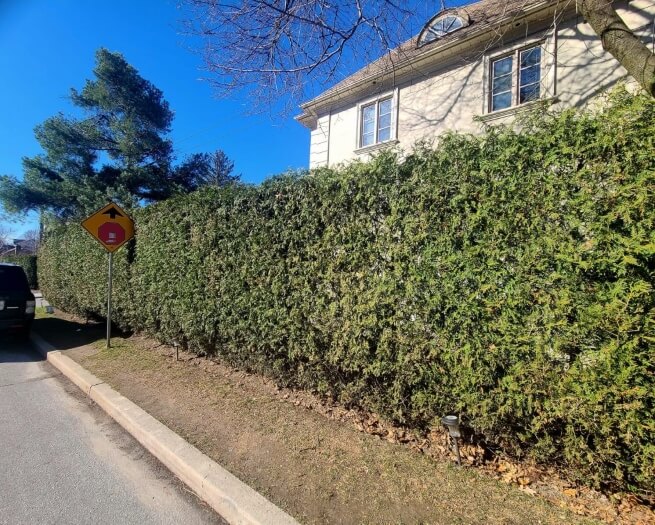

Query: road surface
[0,336,226,525]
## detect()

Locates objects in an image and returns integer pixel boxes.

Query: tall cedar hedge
[1,254,38,289]
[40,89,654,495]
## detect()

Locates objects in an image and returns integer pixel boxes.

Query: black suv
[0,263,36,340]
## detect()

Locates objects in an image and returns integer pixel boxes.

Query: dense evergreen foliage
[40,89,655,495]
[0,49,238,220]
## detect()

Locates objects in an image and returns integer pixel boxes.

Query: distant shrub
[1,254,38,289]
[39,88,655,496]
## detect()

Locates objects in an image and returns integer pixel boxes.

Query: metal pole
[107,250,113,349]
[452,436,462,466]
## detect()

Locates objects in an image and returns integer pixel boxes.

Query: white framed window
[418,13,469,46]
[489,44,544,112]
[359,95,395,148]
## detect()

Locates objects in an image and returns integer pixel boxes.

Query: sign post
[107,251,113,348]
[82,202,135,349]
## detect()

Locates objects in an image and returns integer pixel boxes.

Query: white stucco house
[297,0,655,168]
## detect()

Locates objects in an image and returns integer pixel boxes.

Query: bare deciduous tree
[21,228,41,250]
[0,225,13,248]
[181,0,655,110]
[181,0,429,109]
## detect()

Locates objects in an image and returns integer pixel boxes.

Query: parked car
[0,263,35,340]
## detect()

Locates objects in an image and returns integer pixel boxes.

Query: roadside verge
[30,332,300,525]
[32,314,615,524]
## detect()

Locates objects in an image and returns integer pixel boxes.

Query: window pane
[361,104,375,146]
[519,46,541,105]
[520,64,540,86]
[492,73,512,94]
[362,104,375,123]
[378,98,393,142]
[0,267,30,292]
[378,126,391,142]
[492,92,512,111]
[422,14,467,45]
[378,98,392,116]
[492,56,513,77]
[432,20,446,36]
[491,56,513,107]
[378,112,391,130]
[362,131,375,147]
[520,47,541,68]
[519,83,540,103]
[444,16,463,33]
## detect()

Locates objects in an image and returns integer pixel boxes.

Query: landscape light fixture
[441,415,462,466]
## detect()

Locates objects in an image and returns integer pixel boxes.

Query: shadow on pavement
[0,337,45,363]
[33,316,108,351]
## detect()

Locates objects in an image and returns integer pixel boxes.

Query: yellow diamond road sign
[81,202,134,252]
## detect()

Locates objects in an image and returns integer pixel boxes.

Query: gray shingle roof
[299,0,552,118]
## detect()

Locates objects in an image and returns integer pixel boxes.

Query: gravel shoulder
[33,313,599,525]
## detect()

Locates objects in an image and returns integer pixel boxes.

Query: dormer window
[418,12,469,46]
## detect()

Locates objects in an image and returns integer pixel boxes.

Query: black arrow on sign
[102,206,123,220]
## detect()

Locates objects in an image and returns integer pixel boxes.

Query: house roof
[297,0,557,126]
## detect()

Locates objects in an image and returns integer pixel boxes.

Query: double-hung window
[360,97,393,148]
[490,45,542,112]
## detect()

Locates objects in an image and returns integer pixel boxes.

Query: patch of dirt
[34,313,653,524]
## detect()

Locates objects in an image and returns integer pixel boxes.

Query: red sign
[98,222,126,245]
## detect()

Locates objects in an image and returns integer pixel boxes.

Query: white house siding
[326,105,359,166]
[397,54,484,147]
[307,0,655,168]
[309,114,331,168]
[555,0,654,109]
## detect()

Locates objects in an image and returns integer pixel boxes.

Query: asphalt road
[0,336,226,525]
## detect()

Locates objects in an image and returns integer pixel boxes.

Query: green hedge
[39,89,655,495]
[1,254,38,289]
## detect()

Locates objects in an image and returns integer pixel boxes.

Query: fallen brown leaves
[254,368,655,525]
[111,334,655,525]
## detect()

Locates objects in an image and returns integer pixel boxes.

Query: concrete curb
[31,332,300,525]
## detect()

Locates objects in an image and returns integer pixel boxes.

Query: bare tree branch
[0,224,13,247]
[180,0,655,114]
[181,0,422,111]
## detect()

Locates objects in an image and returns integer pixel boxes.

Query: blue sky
[0,0,312,232]
[0,1,308,181]
[0,0,457,234]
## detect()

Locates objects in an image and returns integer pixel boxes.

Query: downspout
[326,108,332,168]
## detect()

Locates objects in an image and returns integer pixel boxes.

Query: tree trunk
[578,0,655,96]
